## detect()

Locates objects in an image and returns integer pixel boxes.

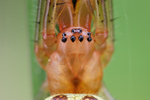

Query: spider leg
[35,0,73,69]
[34,0,58,70]
[34,79,49,100]
[100,0,114,68]
[89,0,114,67]
[58,0,74,31]
[42,0,74,55]
[74,0,92,31]
[100,41,114,68]
[98,83,115,100]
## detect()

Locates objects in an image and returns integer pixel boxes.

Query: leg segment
[34,79,49,100]
[74,0,92,31]
[35,0,62,69]
[98,83,114,100]
[58,0,74,31]
[34,44,49,70]
[94,0,114,68]
[100,41,114,68]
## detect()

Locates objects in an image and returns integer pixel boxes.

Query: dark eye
[62,37,67,42]
[87,37,92,42]
[78,29,82,33]
[62,33,66,37]
[71,36,76,42]
[71,29,76,33]
[87,32,91,36]
[78,35,84,42]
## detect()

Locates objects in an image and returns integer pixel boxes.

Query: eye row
[62,32,91,37]
[70,35,84,42]
[71,29,82,33]
[62,35,84,43]
[87,32,92,42]
[62,33,92,43]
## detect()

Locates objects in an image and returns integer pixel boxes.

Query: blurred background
[0,0,150,100]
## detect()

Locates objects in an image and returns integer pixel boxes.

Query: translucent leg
[100,41,114,68]
[34,44,49,70]
[95,0,114,68]
[74,0,92,31]
[95,26,113,68]
[58,0,74,31]
[98,83,115,100]
[34,0,58,69]
[34,79,49,100]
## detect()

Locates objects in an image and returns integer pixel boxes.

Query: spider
[34,0,114,99]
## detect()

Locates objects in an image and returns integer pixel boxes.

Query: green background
[0,0,150,100]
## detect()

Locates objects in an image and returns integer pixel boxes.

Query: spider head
[57,27,95,55]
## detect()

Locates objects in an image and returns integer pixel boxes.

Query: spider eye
[62,37,67,42]
[87,37,92,42]
[62,32,66,37]
[78,35,84,42]
[71,29,76,33]
[78,29,82,33]
[71,36,76,42]
[87,32,91,36]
